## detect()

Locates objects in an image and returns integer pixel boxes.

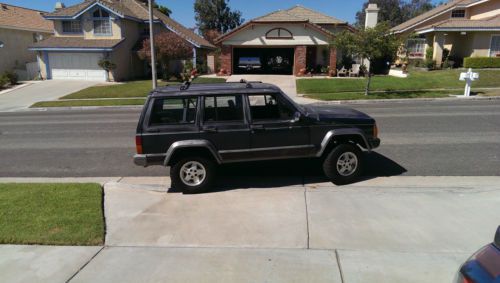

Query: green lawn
[61,77,227,100]
[297,69,500,96]
[0,183,104,246]
[31,98,146,108]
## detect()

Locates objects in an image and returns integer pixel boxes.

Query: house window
[451,9,466,18]
[406,38,426,58]
[62,20,82,33]
[93,8,112,35]
[490,36,500,57]
[265,28,293,40]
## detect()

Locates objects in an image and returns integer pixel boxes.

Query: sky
[4,0,443,27]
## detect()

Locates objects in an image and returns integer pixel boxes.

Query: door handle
[203,126,218,133]
[251,124,265,132]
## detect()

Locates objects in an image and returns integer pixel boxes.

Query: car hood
[304,105,375,124]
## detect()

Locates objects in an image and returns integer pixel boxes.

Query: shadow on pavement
[168,152,407,193]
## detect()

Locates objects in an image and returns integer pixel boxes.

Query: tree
[97,59,116,82]
[203,29,222,45]
[332,23,402,95]
[139,32,193,79]
[136,1,171,16]
[194,0,243,35]
[355,0,434,28]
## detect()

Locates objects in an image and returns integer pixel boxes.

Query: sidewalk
[1,176,499,282]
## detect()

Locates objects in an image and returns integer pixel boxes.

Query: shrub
[0,75,8,88]
[408,59,424,67]
[463,57,500,68]
[424,59,435,70]
[425,47,433,60]
[3,70,18,85]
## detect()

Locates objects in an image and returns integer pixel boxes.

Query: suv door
[142,96,200,155]
[246,93,314,160]
[201,95,250,162]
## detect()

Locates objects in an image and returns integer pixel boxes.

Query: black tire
[170,156,216,194]
[322,143,363,185]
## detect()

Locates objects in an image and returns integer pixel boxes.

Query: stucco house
[215,5,354,76]
[392,0,500,66]
[30,0,215,82]
[0,3,53,78]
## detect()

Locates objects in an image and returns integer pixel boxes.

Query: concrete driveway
[227,75,317,104]
[0,80,97,112]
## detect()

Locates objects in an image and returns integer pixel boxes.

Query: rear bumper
[133,154,165,167]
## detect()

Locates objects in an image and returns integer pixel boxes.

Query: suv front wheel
[170,156,216,193]
[323,144,363,185]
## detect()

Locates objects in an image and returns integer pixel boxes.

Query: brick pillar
[329,47,337,76]
[219,45,232,75]
[294,46,307,76]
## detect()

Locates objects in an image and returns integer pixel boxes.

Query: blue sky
[5,0,442,27]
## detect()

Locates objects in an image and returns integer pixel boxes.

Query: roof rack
[180,81,191,91]
[237,79,262,88]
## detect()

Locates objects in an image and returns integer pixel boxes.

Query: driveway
[0,80,97,112]
[227,74,317,104]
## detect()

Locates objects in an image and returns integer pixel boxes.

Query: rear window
[149,97,198,126]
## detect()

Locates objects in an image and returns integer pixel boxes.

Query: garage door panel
[48,52,106,81]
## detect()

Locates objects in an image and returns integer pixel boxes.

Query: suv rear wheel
[170,156,216,193]
[323,144,362,185]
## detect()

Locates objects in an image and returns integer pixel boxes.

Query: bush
[424,59,436,70]
[408,59,424,67]
[463,57,500,68]
[3,70,18,85]
[0,75,8,88]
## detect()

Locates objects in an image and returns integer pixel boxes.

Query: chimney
[365,3,379,29]
[54,2,65,11]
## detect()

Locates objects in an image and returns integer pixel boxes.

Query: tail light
[373,124,379,139]
[135,136,143,154]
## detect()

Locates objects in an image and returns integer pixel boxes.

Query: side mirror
[292,111,302,123]
[495,226,500,248]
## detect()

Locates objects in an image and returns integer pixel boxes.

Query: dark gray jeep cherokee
[134,81,380,193]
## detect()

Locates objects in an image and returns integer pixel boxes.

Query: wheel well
[322,135,368,157]
[166,147,218,166]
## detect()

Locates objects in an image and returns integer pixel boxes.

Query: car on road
[134,81,380,193]
[455,226,500,283]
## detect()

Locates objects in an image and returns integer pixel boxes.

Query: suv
[134,81,380,193]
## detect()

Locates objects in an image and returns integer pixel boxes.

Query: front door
[246,93,313,160]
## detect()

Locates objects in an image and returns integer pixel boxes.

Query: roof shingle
[416,14,500,31]
[30,36,124,49]
[0,3,53,33]
[253,5,346,24]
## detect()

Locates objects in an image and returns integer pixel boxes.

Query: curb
[0,82,33,95]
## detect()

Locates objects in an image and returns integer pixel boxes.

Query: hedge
[463,57,500,68]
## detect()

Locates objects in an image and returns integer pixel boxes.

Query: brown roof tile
[253,5,346,24]
[416,14,500,31]
[391,0,486,33]
[30,36,124,49]
[0,3,53,32]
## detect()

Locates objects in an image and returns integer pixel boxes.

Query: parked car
[134,81,380,193]
[237,57,262,71]
[454,226,500,283]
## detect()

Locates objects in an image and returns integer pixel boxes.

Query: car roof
[150,82,282,97]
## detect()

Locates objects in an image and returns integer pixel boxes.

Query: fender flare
[164,140,222,166]
[316,129,371,157]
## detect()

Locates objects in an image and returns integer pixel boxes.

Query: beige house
[215,5,354,76]
[392,0,500,66]
[31,0,215,82]
[0,3,53,78]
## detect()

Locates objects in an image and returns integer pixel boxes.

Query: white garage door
[49,53,107,82]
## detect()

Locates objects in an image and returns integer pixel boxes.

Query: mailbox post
[459,68,479,97]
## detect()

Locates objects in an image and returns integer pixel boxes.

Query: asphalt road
[1,99,499,177]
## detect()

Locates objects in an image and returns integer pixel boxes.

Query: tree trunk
[364,73,372,96]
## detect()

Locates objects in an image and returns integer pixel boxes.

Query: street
[1,99,499,178]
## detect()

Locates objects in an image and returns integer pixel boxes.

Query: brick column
[329,47,337,76]
[294,46,307,76]
[219,45,232,75]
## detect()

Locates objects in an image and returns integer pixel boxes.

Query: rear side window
[149,97,198,126]
[204,95,244,123]
[248,93,295,121]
